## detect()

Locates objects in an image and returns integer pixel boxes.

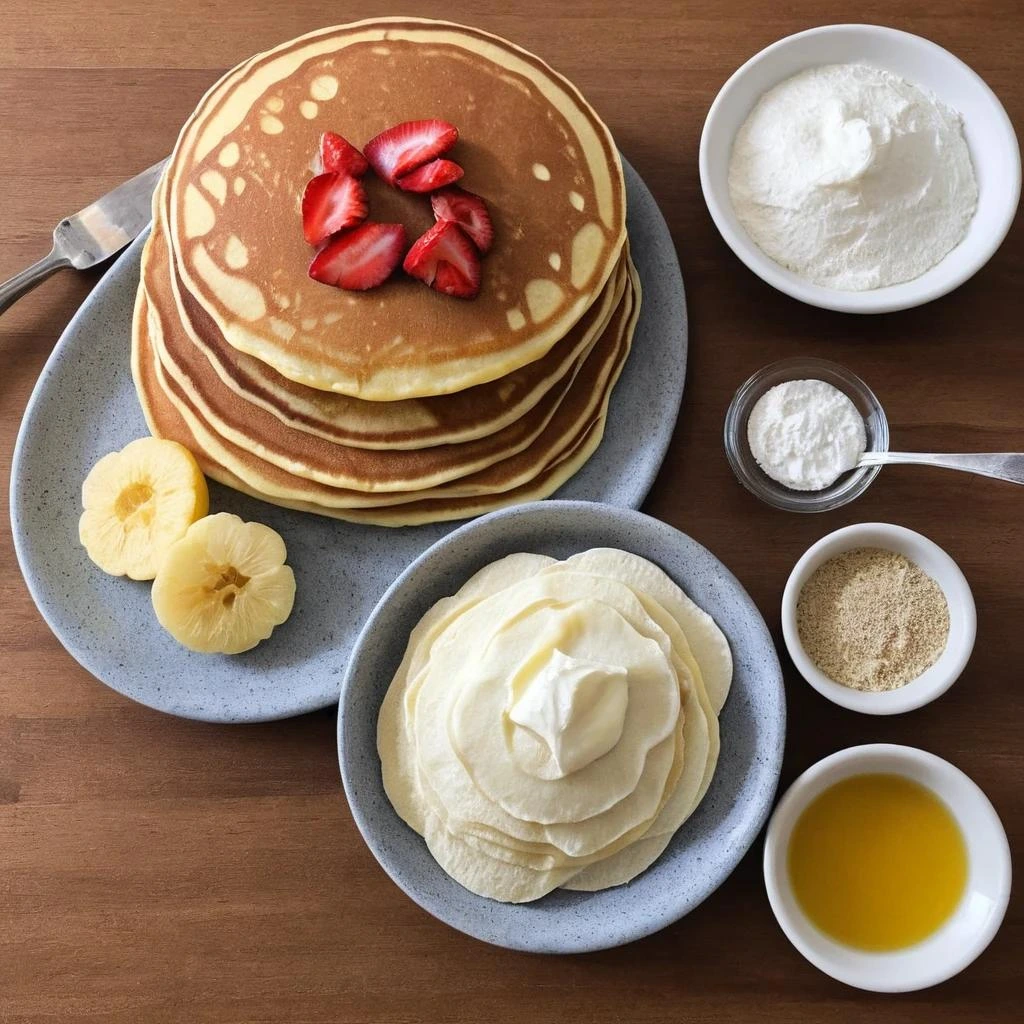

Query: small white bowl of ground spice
[781,524,976,714]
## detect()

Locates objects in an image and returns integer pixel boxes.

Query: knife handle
[0,247,71,316]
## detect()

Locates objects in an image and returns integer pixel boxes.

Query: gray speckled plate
[338,500,785,952]
[10,160,686,723]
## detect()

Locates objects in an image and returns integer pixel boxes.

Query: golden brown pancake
[164,19,627,398]
[132,261,640,524]
[138,268,634,506]
[147,213,626,451]
[144,225,631,494]
[173,272,625,452]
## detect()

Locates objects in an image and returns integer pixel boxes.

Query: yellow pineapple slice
[79,437,209,580]
[152,513,296,654]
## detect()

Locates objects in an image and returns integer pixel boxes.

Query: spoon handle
[860,452,1024,485]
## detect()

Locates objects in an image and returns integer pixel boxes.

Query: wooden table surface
[1,1,1021,1020]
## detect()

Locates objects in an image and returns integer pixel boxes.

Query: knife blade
[55,159,167,269]
[0,158,167,315]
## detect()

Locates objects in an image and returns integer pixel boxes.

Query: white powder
[728,64,978,290]
[747,379,866,490]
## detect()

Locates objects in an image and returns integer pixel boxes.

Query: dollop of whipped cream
[508,648,629,779]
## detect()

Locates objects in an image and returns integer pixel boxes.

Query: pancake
[143,220,630,492]
[135,327,626,529]
[132,262,640,526]
[164,18,627,399]
[136,261,637,510]
[149,209,625,451]
[143,224,630,495]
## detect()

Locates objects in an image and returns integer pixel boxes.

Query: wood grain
[1,2,1021,1021]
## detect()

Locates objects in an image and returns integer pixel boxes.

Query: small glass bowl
[724,357,889,512]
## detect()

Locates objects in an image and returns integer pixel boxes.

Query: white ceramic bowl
[699,24,1021,313]
[781,524,976,714]
[764,744,1011,992]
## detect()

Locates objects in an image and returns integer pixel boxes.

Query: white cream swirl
[509,648,628,779]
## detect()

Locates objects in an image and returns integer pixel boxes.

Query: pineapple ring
[79,437,209,580]
[152,512,296,655]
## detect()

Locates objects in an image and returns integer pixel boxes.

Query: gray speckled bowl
[338,500,786,952]
[10,159,686,723]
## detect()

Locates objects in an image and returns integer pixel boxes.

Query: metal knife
[0,159,166,316]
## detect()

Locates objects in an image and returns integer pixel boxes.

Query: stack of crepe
[133,18,639,526]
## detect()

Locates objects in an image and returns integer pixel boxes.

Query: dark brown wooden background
[1,2,1021,1021]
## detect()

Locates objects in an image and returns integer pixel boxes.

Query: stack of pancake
[133,19,638,526]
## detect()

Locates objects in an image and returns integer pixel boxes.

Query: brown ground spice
[796,547,950,692]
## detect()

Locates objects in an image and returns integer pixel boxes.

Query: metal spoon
[858,451,1024,485]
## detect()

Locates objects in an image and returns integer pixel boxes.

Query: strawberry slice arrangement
[300,120,494,299]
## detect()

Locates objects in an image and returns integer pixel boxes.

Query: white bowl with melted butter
[764,744,1011,992]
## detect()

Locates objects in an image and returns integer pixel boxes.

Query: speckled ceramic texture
[338,500,786,952]
[10,160,686,723]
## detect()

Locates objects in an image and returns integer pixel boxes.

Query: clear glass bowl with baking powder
[724,357,889,512]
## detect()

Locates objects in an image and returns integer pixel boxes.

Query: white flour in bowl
[728,63,978,291]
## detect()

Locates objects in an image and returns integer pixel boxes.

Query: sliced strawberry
[396,158,464,193]
[431,187,494,253]
[308,222,407,291]
[319,131,369,177]
[364,120,459,185]
[301,173,368,246]
[403,220,480,299]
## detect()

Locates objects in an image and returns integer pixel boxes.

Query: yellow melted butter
[788,773,967,952]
